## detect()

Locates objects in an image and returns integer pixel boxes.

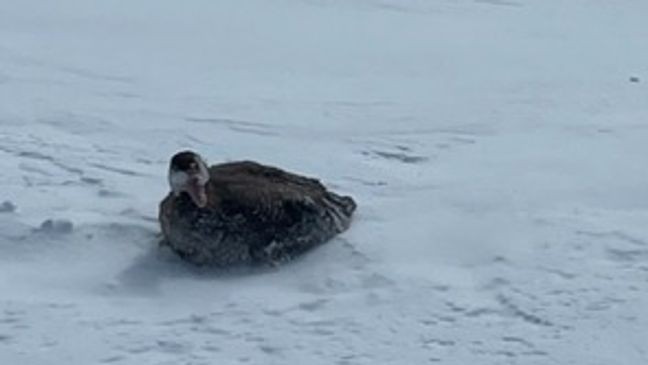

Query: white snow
[1,0,648,364]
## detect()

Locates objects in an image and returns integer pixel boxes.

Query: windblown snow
[1,0,647,364]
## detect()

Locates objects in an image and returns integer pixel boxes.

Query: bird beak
[186,177,208,208]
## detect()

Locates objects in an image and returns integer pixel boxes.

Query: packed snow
[1,0,647,364]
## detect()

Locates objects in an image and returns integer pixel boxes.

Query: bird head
[168,150,210,208]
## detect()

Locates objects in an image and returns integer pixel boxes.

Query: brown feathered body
[159,161,356,267]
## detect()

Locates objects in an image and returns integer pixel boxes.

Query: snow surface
[1,0,648,364]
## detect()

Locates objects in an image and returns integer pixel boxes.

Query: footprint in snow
[360,149,429,164]
[0,334,13,343]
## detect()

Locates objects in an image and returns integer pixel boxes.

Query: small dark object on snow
[159,151,356,267]
[38,219,74,234]
[629,76,640,83]
[0,201,16,213]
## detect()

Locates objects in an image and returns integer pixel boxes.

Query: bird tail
[322,193,356,233]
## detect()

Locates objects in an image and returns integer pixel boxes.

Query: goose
[159,151,356,267]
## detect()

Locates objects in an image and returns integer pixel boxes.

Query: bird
[159,151,356,267]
